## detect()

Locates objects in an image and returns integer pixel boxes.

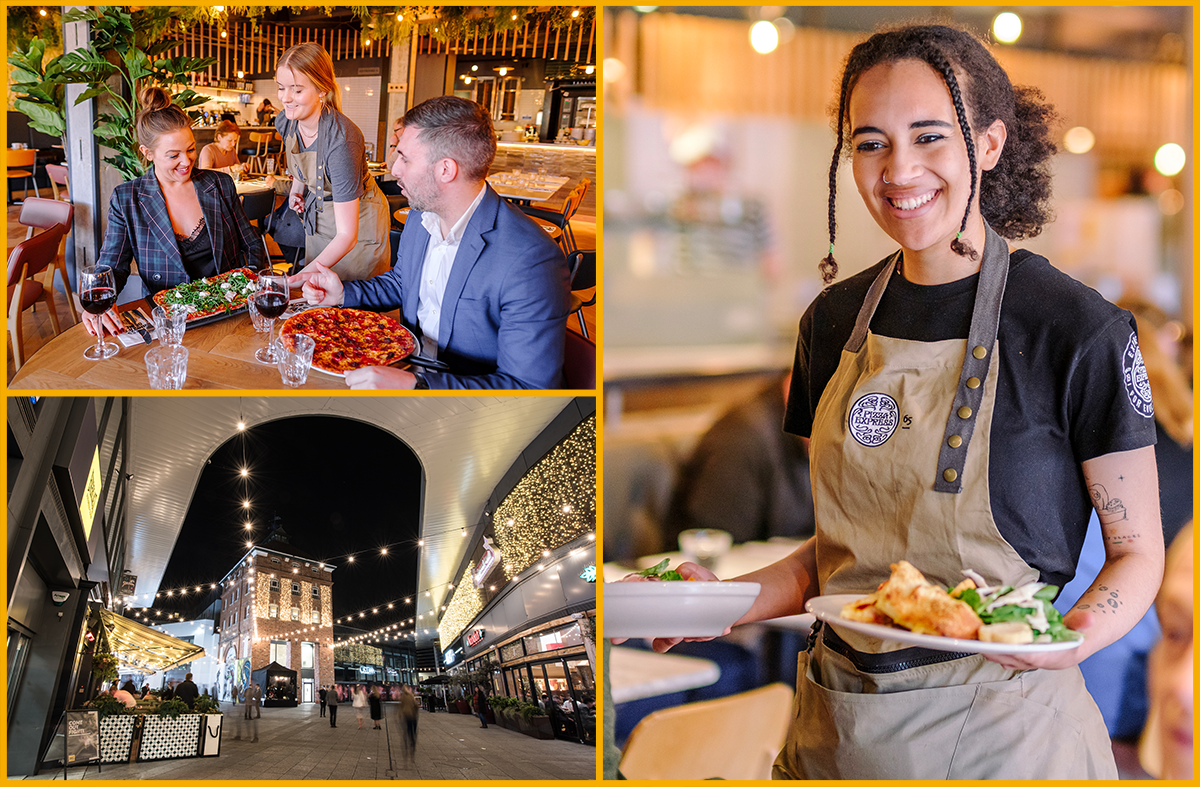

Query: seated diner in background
[81,87,265,339]
[292,96,570,390]
[197,120,245,175]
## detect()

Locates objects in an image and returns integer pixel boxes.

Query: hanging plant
[91,648,119,683]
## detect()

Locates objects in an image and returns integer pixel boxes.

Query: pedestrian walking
[397,685,418,762]
[327,684,339,728]
[473,686,489,729]
[369,685,383,730]
[252,682,262,719]
[352,684,367,729]
[318,685,327,717]
[231,684,239,705]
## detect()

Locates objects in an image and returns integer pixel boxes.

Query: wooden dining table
[7,296,408,390]
[487,172,570,206]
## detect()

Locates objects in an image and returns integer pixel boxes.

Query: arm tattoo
[1089,483,1127,525]
[1076,586,1123,615]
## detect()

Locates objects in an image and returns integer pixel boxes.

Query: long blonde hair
[1118,296,1193,447]
[277,42,342,113]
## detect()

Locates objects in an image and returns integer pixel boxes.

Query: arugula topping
[158,269,257,318]
[636,558,684,582]
[954,582,1081,642]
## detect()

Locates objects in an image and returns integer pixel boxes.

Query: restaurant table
[487,172,570,206]
[7,297,410,390]
[392,207,563,241]
[610,645,721,704]
[234,178,274,195]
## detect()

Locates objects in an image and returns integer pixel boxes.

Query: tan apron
[284,124,390,282]
[773,224,1117,779]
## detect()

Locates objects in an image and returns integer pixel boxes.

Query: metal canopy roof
[122,397,572,645]
[97,607,205,674]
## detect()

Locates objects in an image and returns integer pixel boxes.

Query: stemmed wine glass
[79,265,120,361]
[252,271,289,364]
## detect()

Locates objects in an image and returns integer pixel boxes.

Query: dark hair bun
[139,85,174,114]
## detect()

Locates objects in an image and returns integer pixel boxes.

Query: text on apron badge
[848,392,900,446]
[1121,332,1154,419]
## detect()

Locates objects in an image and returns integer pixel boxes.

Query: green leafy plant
[7,37,67,142]
[156,698,190,718]
[55,7,216,182]
[193,695,222,715]
[90,648,119,683]
[85,693,129,720]
[518,701,546,722]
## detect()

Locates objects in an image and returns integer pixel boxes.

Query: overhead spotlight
[348,555,355,563]
[240,468,248,477]
[242,501,250,509]
[381,548,388,555]
[245,522,252,530]
[571,8,580,17]
[562,504,572,513]
[418,539,424,547]
[237,421,245,431]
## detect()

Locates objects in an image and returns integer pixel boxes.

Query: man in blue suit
[292,97,570,389]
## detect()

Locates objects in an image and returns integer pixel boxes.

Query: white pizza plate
[806,594,1084,655]
[604,581,761,639]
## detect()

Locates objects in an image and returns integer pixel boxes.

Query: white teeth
[891,191,936,210]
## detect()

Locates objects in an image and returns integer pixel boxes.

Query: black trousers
[320,700,327,717]
[328,705,338,726]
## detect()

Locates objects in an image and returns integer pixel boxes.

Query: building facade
[215,545,335,704]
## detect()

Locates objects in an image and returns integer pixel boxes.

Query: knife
[396,354,451,372]
[121,310,152,344]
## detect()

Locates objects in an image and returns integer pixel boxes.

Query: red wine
[254,292,289,319]
[80,287,116,315]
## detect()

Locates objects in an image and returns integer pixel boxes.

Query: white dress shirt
[416,185,487,358]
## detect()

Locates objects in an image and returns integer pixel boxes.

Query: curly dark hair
[820,24,1059,284]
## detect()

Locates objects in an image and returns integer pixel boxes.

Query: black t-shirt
[784,249,1157,588]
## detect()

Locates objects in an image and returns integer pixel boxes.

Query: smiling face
[848,59,1004,268]
[276,65,324,124]
[142,128,197,184]
[391,125,443,213]
[216,132,240,153]
[1149,527,1193,779]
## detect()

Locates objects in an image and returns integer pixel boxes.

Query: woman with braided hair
[645,24,1163,778]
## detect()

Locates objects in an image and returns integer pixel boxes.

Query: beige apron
[773,224,1117,779]
[284,125,390,282]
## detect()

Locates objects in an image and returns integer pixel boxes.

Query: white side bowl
[603,581,761,639]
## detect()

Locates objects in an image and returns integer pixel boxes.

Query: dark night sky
[153,415,421,636]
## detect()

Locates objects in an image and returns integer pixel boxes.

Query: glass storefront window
[523,622,583,655]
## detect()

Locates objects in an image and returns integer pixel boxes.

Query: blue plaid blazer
[96,167,265,296]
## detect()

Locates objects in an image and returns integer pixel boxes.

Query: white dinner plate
[603,581,761,639]
[806,594,1084,655]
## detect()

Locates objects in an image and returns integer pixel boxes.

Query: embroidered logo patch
[848,392,900,446]
[1122,332,1154,419]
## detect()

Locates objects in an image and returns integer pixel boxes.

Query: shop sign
[472,537,500,587]
[78,448,101,540]
[466,628,485,647]
[579,564,596,583]
[119,572,138,596]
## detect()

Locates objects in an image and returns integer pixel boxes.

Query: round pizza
[152,268,258,323]
[279,308,418,375]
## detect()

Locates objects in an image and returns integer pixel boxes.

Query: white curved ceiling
[123,396,572,643]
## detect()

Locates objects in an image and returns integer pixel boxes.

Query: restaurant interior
[5,5,597,385]
[602,5,1192,780]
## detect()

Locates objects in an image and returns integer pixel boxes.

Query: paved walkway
[24,702,595,780]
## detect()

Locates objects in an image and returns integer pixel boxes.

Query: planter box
[483,708,496,725]
[517,714,555,740]
[99,715,136,763]
[199,714,223,756]
[454,700,470,714]
[138,715,202,761]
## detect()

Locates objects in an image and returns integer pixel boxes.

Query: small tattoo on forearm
[1089,483,1127,525]
[1077,586,1122,614]
[1105,532,1141,546]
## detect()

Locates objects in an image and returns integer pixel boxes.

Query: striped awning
[96,608,205,674]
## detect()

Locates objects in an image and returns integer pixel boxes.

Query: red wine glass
[253,271,289,364]
[79,265,119,361]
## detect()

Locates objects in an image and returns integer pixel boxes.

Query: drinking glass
[79,265,120,361]
[145,346,189,389]
[276,333,315,387]
[151,304,188,347]
[252,271,289,364]
[264,157,277,176]
[678,528,734,571]
[246,294,273,333]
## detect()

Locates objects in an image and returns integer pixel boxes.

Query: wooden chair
[619,683,794,781]
[522,177,591,253]
[44,163,70,201]
[565,250,596,339]
[248,131,279,157]
[7,224,67,370]
[561,327,596,389]
[7,148,39,204]
[18,197,77,324]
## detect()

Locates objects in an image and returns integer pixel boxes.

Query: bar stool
[7,149,39,204]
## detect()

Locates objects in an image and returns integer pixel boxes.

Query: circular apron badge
[1122,332,1154,419]
[848,392,900,446]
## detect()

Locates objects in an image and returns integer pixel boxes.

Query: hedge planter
[483,708,496,725]
[138,715,202,761]
[100,715,136,763]
[517,714,555,740]
[454,700,470,715]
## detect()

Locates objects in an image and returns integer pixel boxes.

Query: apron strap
[933,223,1011,493]
[844,251,902,353]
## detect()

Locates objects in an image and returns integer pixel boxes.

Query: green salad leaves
[636,558,684,581]
[953,582,1082,643]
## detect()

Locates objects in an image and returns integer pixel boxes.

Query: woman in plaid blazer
[83,87,266,338]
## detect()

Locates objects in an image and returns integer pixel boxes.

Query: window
[310,610,320,624]
[291,582,300,595]
[311,585,320,598]
[291,607,300,621]
[270,578,280,592]
[270,640,287,664]
[231,612,237,624]
[245,604,250,618]
[269,604,278,619]
[234,588,239,601]
[271,556,280,564]
[301,642,315,669]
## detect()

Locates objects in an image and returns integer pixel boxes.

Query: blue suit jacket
[343,185,570,389]
[97,167,266,296]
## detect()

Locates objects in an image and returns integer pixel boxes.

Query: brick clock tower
[215,529,335,704]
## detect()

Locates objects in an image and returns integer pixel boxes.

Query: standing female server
[275,43,390,280]
[654,25,1164,779]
